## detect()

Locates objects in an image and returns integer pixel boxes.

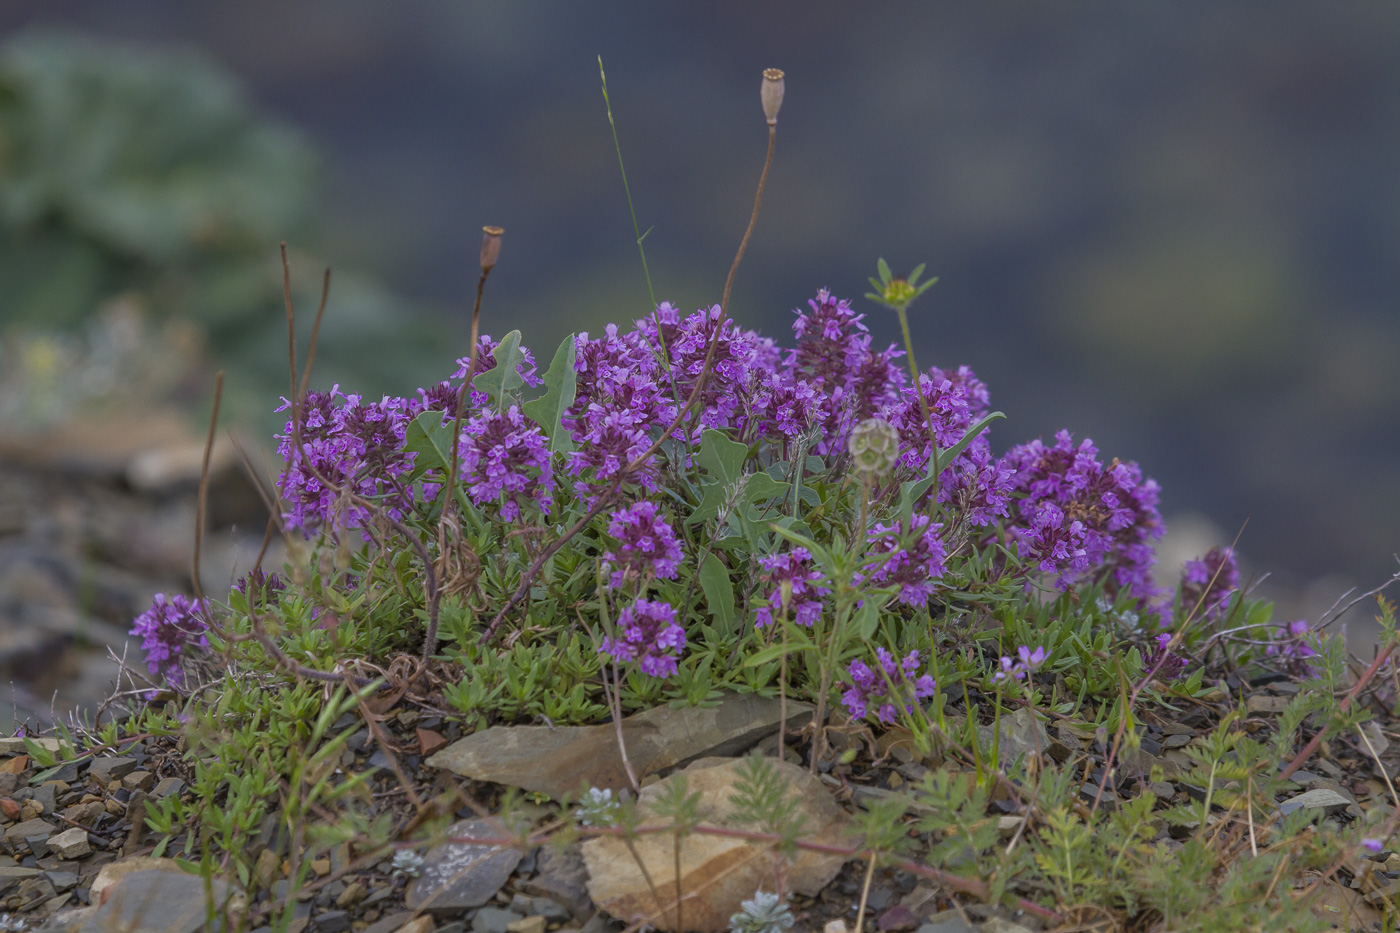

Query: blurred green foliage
[0,30,316,333]
[0,30,451,433]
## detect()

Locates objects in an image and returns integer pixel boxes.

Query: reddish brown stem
[1280,641,1394,781]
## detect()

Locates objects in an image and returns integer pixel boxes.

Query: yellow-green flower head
[881,278,918,308]
[849,417,900,480]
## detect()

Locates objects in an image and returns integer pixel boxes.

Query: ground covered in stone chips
[2,678,1397,933]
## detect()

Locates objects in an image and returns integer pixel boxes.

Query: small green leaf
[404,411,456,477]
[745,643,796,668]
[21,738,56,768]
[698,552,737,633]
[697,428,747,484]
[935,411,1005,474]
[472,329,525,413]
[521,333,578,455]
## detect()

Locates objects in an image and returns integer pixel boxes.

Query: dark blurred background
[1,2,1397,628]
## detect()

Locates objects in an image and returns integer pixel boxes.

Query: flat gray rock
[79,868,238,933]
[88,756,138,784]
[405,818,524,912]
[427,693,814,798]
[4,818,54,842]
[1280,788,1353,816]
[976,708,1051,765]
[518,843,592,919]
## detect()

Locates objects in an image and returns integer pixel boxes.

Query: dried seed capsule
[761,68,785,126]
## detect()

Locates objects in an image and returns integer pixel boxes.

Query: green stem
[895,305,940,506]
[598,56,674,391]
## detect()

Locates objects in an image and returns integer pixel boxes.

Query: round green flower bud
[848,417,900,480]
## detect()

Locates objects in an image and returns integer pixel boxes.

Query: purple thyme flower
[939,442,1014,527]
[1180,546,1240,623]
[747,371,825,455]
[1267,618,1320,676]
[636,303,772,434]
[1144,632,1188,682]
[784,289,906,455]
[755,547,830,628]
[992,645,1047,683]
[130,593,210,686]
[566,407,658,501]
[883,372,974,473]
[456,405,554,520]
[863,515,948,607]
[602,501,683,589]
[1000,430,1164,599]
[843,648,936,724]
[275,387,415,535]
[599,599,687,678]
[1363,838,1385,855]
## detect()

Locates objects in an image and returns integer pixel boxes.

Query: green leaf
[687,429,754,526]
[521,333,578,455]
[472,329,525,413]
[697,428,747,484]
[21,738,56,768]
[877,257,893,284]
[698,552,737,634]
[935,411,1005,474]
[898,410,1006,522]
[739,473,790,520]
[404,411,456,477]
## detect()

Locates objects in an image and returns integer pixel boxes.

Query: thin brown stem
[190,371,224,604]
[481,488,618,643]
[296,267,332,401]
[479,125,777,647]
[1281,640,1394,781]
[854,852,878,933]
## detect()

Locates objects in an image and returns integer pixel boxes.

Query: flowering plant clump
[143,265,1326,747]
[97,68,1392,933]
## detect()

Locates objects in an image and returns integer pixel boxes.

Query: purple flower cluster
[456,406,554,520]
[1267,619,1319,675]
[599,599,687,677]
[754,547,829,628]
[843,648,936,724]
[130,593,210,686]
[1180,546,1240,623]
[276,387,417,533]
[602,501,683,588]
[233,569,284,609]
[863,516,948,607]
[567,324,677,497]
[1143,633,1188,681]
[784,289,904,454]
[637,302,775,434]
[1001,430,1163,599]
[993,645,1046,683]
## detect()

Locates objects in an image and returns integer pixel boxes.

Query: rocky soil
[0,419,275,734]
